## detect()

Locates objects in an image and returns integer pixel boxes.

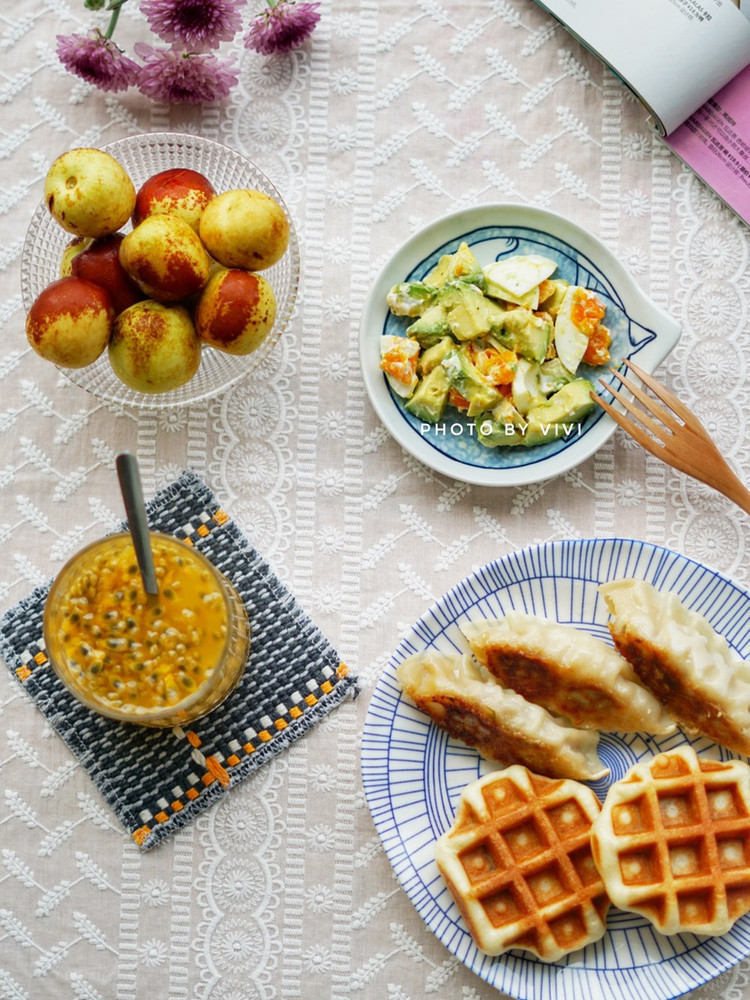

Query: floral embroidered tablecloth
[1,2,748,998]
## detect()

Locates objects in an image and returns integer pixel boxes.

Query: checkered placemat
[0,470,357,849]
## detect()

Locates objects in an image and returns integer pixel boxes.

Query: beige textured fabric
[1,1,749,998]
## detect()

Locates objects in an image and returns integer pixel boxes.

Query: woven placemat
[0,470,357,849]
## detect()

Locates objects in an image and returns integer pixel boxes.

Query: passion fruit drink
[43,532,250,726]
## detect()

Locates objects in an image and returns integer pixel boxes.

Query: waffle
[435,766,610,961]
[591,745,750,936]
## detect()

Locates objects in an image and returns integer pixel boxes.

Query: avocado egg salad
[379,242,612,448]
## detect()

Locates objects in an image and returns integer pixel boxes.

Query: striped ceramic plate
[361,537,750,1000]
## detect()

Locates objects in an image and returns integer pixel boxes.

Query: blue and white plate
[361,538,750,1000]
[359,205,681,486]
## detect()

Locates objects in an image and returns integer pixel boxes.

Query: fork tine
[623,359,698,428]
[592,389,671,461]
[608,367,684,437]
[604,379,674,446]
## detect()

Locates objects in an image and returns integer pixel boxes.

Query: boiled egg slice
[554,286,590,374]
[511,358,544,415]
[483,255,558,308]
[379,335,420,397]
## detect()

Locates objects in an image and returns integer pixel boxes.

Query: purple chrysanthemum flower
[56,30,140,92]
[134,43,239,104]
[244,0,321,56]
[140,0,244,53]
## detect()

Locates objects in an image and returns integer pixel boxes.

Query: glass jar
[43,532,250,727]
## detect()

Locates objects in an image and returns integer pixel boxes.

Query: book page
[536,0,750,135]
[666,65,750,222]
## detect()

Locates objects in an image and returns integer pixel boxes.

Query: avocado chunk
[418,336,455,376]
[406,303,450,347]
[440,282,493,341]
[538,357,577,394]
[538,279,569,317]
[522,378,595,446]
[405,364,450,423]
[386,281,437,317]
[441,348,503,417]
[424,241,482,288]
[476,397,527,447]
[490,307,552,364]
[431,282,506,342]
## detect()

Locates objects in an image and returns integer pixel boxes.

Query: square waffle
[435,766,610,961]
[591,746,750,936]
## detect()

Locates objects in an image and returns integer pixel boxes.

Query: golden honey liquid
[44,533,250,723]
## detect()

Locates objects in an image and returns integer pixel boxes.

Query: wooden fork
[592,359,750,516]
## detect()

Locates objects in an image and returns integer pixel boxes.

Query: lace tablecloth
[1,2,749,999]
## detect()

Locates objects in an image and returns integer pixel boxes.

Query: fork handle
[713,472,750,518]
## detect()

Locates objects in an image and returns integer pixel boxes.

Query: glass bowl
[43,532,251,727]
[21,132,300,409]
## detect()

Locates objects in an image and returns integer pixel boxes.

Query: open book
[535,0,750,224]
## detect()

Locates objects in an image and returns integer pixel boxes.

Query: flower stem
[104,0,129,41]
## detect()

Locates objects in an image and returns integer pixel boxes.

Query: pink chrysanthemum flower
[134,43,239,104]
[140,0,244,53]
[56,30,140,92]
[244,0,321,56]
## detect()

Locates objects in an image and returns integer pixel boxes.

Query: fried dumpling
[600,578,750,755]
[460,611,675,734]
[395,649,609,781]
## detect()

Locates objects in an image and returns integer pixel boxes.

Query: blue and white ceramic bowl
[359,205,681,486]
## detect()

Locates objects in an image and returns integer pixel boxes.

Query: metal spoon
[116,452,158,595]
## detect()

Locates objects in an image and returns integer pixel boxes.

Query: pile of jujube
[25,147,290,394]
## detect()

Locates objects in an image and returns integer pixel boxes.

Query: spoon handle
[116,452,159,596]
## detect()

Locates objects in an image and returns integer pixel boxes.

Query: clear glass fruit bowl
[21,132,300,409]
